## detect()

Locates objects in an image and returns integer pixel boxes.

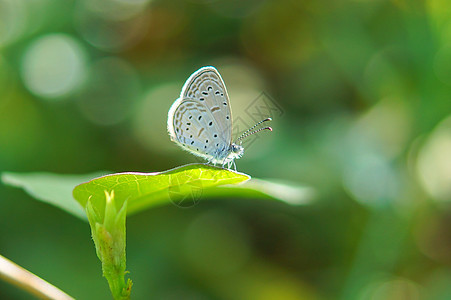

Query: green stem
[86,191,132,299]
[103,265,130,300]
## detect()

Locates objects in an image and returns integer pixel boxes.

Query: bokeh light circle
[433,43,451,86]
[21,34,87,99]
[77,56,141,126]
[0,0,26,47]
[83,0,151,21]
[416,115,451,202]
[74,0,149,52]
[132,83,181,155]
[359,277,421,300]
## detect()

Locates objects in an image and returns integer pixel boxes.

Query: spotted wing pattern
[168,98,230,163]
[180,66,232,146]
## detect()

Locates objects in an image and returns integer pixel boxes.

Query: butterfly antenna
[235,118,272,142]
[236,126,272,143]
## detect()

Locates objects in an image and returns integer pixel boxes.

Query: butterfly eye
[209,121,213,126]
[198,116,202,120]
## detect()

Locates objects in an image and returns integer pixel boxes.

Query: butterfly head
[231,143,244,159]
[220,143,244,166]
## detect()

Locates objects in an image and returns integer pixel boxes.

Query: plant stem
[86,192,132,299]
[0,254,74,300]
[103,264,131,300]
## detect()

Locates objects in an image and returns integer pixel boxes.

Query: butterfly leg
[227,160,236,171]
[207,158,216,167]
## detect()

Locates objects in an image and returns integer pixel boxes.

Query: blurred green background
[1,0,451,299]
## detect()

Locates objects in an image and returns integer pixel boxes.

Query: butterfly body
[168,66,270,169]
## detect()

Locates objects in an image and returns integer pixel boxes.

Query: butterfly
[167,66,272,170]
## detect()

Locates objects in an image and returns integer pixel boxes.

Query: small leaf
[2,172,106,220]
[73,164,250,216]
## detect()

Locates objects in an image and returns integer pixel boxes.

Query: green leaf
[210,178,315,206]
[73,164,251,216]
[2,165,314,221]
[1,172,106,220]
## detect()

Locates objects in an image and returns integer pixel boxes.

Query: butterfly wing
[180,66,232,146]
[168,98,230,163]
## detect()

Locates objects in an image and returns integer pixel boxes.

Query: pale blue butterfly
[168,66,272,170]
